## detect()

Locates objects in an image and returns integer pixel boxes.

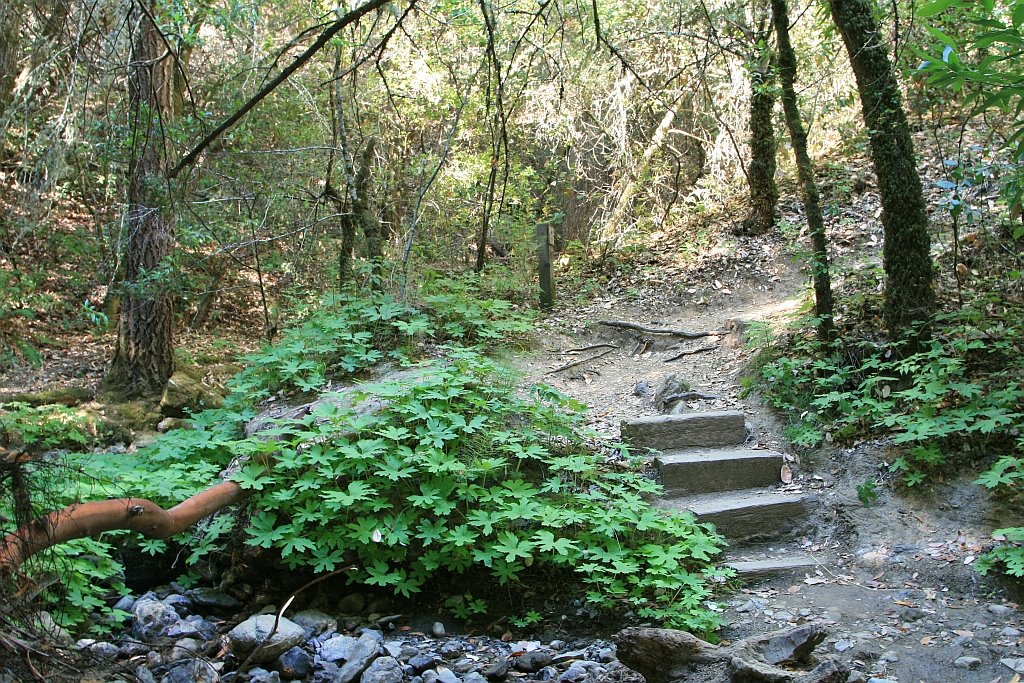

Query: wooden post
[536,223,555,309]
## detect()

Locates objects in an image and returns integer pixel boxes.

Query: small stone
[1002,657,1024,673]
[432,622,447,638]
[408,654,437,673]
[159,659,220,683]
[321,635,359,662]
[248,668,282,683]
[332,632,383,683]
[798,609,812,618]
[133,599,180,642]
[464,673,488,683]
[292,609,338,636]
[377,614,405,629]
[135,666,158,683]
[361,656,404,683]
[114,594,137,612]
[988,604,1015,617]
[549,640,566,651]
[454,657,477,673]
[899,607,926,622]
[597,648,616,663]
[169,638,203,662]
[421,671,439,683]
[483,657,509,680]
[275,646,311,680]
[1001,626,1022,638]
[735,599,765,613]
[834,639,855,652]
[558,663,589,682]
[188,588,241,610]
[551,650,586,665]
[162,594,193,617]
[313,663,341,683]
[436,667,460,683]
[514,650,553,673]
[952,635,973,646]
[537,666,559,681]
[953,656,982,669]
[878,651,898,663]
[227,615,305,664]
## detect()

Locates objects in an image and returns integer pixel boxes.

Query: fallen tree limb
[545,348,616,375]
[0,482,251,573]
[598,320,724,338]
[664,345,717,362]
[615,625,847,683]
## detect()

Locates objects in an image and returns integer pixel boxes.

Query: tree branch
[167,0,406,179]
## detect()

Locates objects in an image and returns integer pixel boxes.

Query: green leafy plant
[232,349,728,634]
[974,452,1024,577]
[509,610,543,628]
[856,479,880,507]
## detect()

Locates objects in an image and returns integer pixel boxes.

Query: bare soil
[513,222,1024,682]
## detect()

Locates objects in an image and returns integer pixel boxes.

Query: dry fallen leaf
[781,464,793,484]
[920,636,932,645]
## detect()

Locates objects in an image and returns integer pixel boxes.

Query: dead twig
[664,345,718,362]
[598,320,724,338]
[546,348,616,374]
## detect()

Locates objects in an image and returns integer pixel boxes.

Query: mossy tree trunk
[829,0,934,333]
[741,49,779,236]
[772,0,834,340]
[105,2,179,397]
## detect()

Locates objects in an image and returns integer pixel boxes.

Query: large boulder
[160,371,224,418]
[227,615,306,664]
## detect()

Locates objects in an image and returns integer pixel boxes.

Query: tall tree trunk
[0,1,23,122]
[829,0,934,332]
[105,3,178,397]
[741,53,778,235]
[772,0,835,341]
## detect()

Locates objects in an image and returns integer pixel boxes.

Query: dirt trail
[516,233,1023,683]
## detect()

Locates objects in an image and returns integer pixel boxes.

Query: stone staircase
[621,410,818,579]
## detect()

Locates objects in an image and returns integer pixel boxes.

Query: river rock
[227,615,305,664]
[187,587,241,611]
[133,598,181,641]
[292,609,338,636]
[321,635,360,662]
[483,656,509,680]
[247,668,282,683]
[953,656,981,669]
[514,650,553,673]
[275,645,312,680]
[362,656,404,683]
[333,632,384,683]
[160,659,220,683]
[168,637,203,662]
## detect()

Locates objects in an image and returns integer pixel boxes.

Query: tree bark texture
[106,3,179,397]
[772,0,835,340]
[741,57,779,236]
[829,0,934,332]
[0,482,250,573]
[0,1,23,121]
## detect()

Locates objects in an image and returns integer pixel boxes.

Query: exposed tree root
[598,320,724,338]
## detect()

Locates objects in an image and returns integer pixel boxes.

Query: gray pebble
[169,638,203,662]
[248,668,282,683]
[953,656,982,669]
[537,665,559,681]
[408,654,437,674]
[361,656,404,683]
[1001,626,1022,638]
[597,648,616,663]
[187,587,241,610]
[433,622,447,637]
[514,650,553,673]
[454,657,477,673]
[549,639,566,651]
[464,673,489,683]
[159,659,220,683]
[558,662,590,682]
[436,667,460,683]
[275,646,311,680]
[988,604,1015,617]
[483,657,509,680]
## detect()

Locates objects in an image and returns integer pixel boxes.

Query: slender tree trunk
[772,0,834,340]
[105,3,178,397]
[601,104,678,243]
[741,53,779,235]
[829,0,934,332]
[0,1,23,121]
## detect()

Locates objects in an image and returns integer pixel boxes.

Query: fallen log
[598,320,724,338]
[615,624,847,683]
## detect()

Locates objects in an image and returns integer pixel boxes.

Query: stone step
[657,448,784,494]
[725,555,819,580]
[621,411,747,451]
[660,489,816,542]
